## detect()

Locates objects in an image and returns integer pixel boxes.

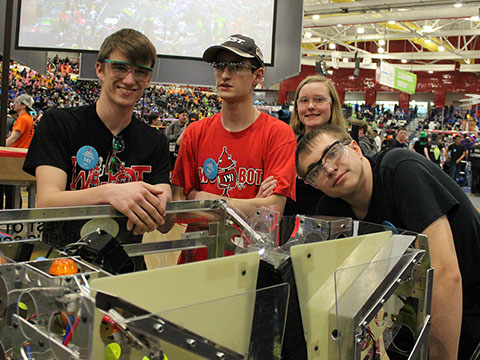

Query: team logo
[217,147,238,196]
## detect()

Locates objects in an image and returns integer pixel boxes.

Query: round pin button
[203,158,218,180]
[76,146,99,170]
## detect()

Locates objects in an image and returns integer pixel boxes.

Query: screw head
[153,323,164,333]
[186,338,196,348]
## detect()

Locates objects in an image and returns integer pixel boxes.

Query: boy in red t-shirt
[172,35,297,261]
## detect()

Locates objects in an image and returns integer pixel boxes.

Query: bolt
[186,339,196,348]
[154,323,164,333]
[241,270,246,276]
[216,352,225,359]
[307,253,311,258]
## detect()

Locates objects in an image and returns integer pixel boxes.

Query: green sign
[379,62,417,94]
[395,68,417,94]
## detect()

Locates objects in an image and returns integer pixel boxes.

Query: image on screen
[17,0,276,64]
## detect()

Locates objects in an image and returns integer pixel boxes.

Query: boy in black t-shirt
[427,132,445,166]
[296,124,480,360]
[448,135,466,183]
[470,138,480,195]
[413,131,429,157]
[24,29,172,250]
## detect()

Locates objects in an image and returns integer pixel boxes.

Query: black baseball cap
[203,34,264,68]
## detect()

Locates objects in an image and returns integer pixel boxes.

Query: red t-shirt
[11,112,34,148]
[172,112,297,201]
[172,112,297,263]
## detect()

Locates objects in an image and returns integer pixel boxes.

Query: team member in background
[296,124,480,360]
[172,34,296,261]
[427,132,446,166]
[6,94,35,148]
[413,131,429,158]
[469,138,480,196]
[284,75,347,216]
[448,134,466,183]
[390,126,409,148]
[23,29,171,268]
[166,108,188,170]
[2,94,35,209]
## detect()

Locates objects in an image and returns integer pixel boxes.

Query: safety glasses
[104,59,153,83]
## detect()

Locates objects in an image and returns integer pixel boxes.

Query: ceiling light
[337,24,343,27]
[453,2,463,7]
[329,43,336,50]
[471,16,480,21]
[428,70,434,73]
[313,15,320,20]
[438,46,445,51]
[378,47,385,53]
[401,59,408,63]
[305,32,312,38]
[343,58,349,63]
[388,20,395,24]
[424,38,431,43]
[357,27,365,34]
[327,70,333,75]
[379,39,385,46]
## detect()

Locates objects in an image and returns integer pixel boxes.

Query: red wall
[278,65,480,108]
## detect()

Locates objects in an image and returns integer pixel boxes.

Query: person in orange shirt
[6,94,35,148]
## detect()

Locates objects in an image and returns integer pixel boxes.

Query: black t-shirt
[449,143,466,163]
[390,139,408,149]
[315,149,480,309]
[470,144,480,170]
[427,140,444,164]
[23,104,171,254]
[413,138,428,156]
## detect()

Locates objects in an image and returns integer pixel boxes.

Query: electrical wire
[63,308,82,346]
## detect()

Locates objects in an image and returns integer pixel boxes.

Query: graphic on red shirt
[217,146,238,196]
[196,146,263,197]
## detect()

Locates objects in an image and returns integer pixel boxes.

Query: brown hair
[97,28,157,68]
[295,124,352,178]
[350,119,374,137]
[290,75,346,136]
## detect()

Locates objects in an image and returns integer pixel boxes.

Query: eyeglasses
[106,135,125,175]
[297,96,332,108]
[211,61,258,75]
[303,140,350,186]
[104,59,153,83]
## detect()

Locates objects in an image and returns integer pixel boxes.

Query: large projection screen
[16,0,276,65]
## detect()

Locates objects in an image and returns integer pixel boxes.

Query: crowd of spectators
[3,56,223,127]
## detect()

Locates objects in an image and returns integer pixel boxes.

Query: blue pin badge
[203,158,218,180]
[76,146,99,171]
